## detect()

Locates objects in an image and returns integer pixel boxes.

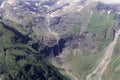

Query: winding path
[66,70,78,80]
[86,29,120,80]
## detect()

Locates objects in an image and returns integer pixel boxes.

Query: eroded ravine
[86,29,120,80]
[47,13,60,43]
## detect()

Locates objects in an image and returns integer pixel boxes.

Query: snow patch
[0,1,6,8]
[107,10,111,15]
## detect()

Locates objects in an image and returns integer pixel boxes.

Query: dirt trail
[86,30,120,80]
[66,70,78,80]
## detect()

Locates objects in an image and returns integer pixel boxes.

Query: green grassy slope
[0,22,70,80]
[55,8,115,80]
[102,38,120,80]
[87,10,114,51]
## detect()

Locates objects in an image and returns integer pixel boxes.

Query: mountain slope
[0,20,70,80]
[0,0,120,80]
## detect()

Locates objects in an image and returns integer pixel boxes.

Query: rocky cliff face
[0,0,90,46]
[0,0,117,55]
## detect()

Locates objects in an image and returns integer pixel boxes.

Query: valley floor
[86,29,120,80]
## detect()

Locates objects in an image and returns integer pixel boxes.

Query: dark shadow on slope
[0,22,31,44]
[40,39,66,57]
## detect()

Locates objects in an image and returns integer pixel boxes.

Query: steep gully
[46,2,90,80]
[46,7,79,80]
[46,1,93,80]
[86,29,120,80]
